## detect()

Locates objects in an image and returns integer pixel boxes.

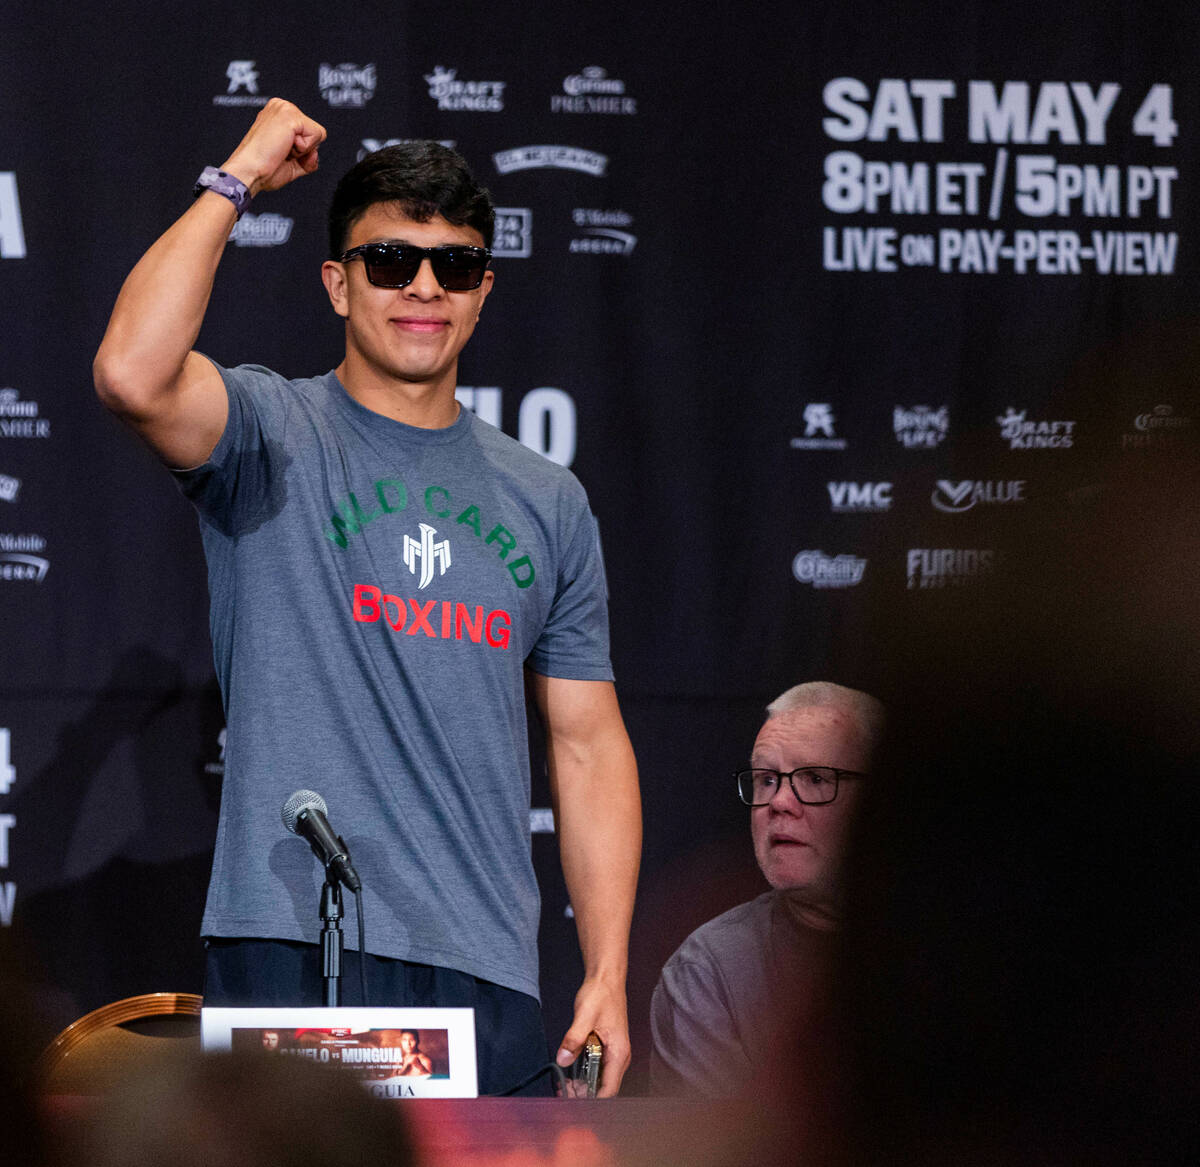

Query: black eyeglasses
[337,242,492,291]
[734,766,865,807]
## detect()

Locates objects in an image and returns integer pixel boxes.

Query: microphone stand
[319,874,344,1007]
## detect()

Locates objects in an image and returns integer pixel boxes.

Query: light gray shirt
[650,891,834,1095]
[176,364,613,999]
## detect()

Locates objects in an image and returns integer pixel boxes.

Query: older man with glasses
[649,681,883,1096]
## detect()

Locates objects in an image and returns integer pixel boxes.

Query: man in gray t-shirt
[95,98,641,1096]
[650,682,882,1095]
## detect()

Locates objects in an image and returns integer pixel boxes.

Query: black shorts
[203,938,552,1096]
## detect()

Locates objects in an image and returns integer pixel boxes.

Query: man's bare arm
[93,98,326,468]
[528,672,641,1097]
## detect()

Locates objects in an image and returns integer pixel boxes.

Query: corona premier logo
[552,67,637,115]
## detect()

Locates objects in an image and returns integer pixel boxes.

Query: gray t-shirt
[175,363,613,1000]
[650,891,835,1095]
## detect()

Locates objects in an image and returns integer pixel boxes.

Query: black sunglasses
[337,242,492,291]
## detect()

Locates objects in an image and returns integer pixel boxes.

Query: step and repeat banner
[1,2,1197,1085]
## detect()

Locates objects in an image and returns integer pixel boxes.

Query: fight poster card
[201,1007,478,1097]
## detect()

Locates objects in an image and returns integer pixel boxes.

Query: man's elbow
[93,349,164,422]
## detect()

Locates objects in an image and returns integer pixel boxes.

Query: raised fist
[220,98,328,197]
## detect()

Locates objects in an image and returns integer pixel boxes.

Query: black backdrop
[1,1,1197,1090]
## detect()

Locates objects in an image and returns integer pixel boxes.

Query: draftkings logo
[792,550,867,589]
[320,63,377,108]
[894,405,949,448]
[1121,403,1192,450]
[424,66,505,112]
[493,208,533,258]
[828,482,891,513]
[906,548,994,589]
[931,479,1025,513]
[551,67,637,115]
[0,532,48,582]
[0,474,18,503]
[0,389,49,439]
[997,408,1075,450]
[214,60,269,107]
[790,404,847,450]
[493,146,608,176]
[229,212,294,247]
[569,209,636,255]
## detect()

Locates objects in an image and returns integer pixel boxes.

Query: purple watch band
[193,166,252,219]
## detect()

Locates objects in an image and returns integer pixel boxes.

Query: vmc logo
[827,482,892,512]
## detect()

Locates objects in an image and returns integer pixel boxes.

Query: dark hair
[328,142,495,256]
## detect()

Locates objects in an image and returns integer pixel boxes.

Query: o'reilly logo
[827,481,891,513]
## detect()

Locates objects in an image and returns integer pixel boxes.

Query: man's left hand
[555,974,631,1097]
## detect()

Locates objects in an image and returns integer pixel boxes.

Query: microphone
[281,790,362,892]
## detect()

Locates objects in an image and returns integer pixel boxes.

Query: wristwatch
[193,166,252,219]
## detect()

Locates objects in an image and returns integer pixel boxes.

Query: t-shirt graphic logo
[804,403,835,437]
[403,523,451,589]
[226,61,260,94]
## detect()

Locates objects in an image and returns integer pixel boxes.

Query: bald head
[765,682,885,754]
